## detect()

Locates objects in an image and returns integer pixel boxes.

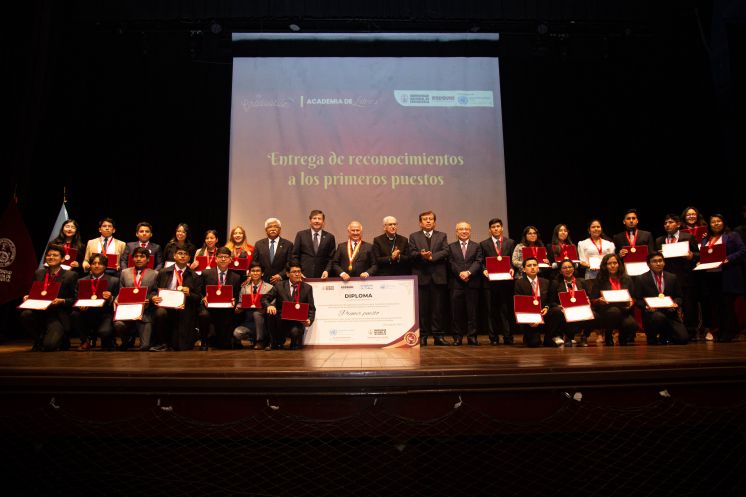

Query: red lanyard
[43,270,58,293]
[609,277,621,291]
[592,238,603,255]
[133,268,143,289]
[625,230,638,248]
[249,282,261,307]
[90,276,101,297]
[205,250,216,269]
[654,273,664,295]
[494,237,502,256]
[100,237,112,253]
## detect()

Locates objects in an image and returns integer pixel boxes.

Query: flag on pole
[0,198,37,304]
[39,202,69,269]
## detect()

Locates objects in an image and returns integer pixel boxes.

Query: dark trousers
[20,309,68,351]
[198,307,236,348]
[518,307,562,347]
[154,307,197,351]
[486,282,514,341]
[642,310,688,344]
[595,305,638,344]
[72,309,114,345]
[450,285,478,337]
[418,283,447,337]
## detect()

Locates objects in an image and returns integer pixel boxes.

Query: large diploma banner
[305,276,419,348]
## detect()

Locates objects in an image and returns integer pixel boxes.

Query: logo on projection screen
[394,90,493,107]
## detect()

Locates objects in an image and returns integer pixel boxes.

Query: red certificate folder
[485,256,511,275]
[699,243,726,264]
[240,294,263,309]
[230,257,249,271]
[681,226,708,241]
[77,279,109,299]
[621,245,648,263]
[513,295,544,324]
[28,281,60,300]
[553,245,580,262]
[558,289,590,307]
[127,254,155,269]
[118,287,148,304]
[95,253,120,269]
[521,247,549,266]
[62,248,78,264]
[205,285,233,304]
[194,256,214,272]
[281,301,309,321]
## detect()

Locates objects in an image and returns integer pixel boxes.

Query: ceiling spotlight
[289,23,301,32]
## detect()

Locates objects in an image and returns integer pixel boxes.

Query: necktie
[176,269,183,289]
[531,279,537,294]
[425,232,431,249]
[461,242,467,258]
[140,242,146,248]
[253,284,258,294]
[313,232,319,254]
[219,272,225,285]
[352,241,357,250]
[102,238,109,252]
[667,236,675,244]
[269,240,275,263]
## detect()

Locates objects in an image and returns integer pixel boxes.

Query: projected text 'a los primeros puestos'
[266,151,464,190]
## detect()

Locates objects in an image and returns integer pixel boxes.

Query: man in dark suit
[514,257,562,348]
[613,209,655,259]
[20,244,79,351]
[480,217,516,345]
[120,221,164,271]
[150,244,202,351]
[73,253,120,350]
[198,247,242,350]
[292,209,337,279]
[113,247,158,350]
[253,217,294,284]
[328,221,376,280]
[448,222,484,345]
[262,261,316,349]
[409,210,450,345]
[633,252,688,345]
[654,214,699,340]
[372,216,412,276]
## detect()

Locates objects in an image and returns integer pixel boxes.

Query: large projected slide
[229,56,507,244]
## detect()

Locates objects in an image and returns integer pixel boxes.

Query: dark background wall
[6,0,745,256]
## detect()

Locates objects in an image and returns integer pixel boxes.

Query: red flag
[0,199,37,304]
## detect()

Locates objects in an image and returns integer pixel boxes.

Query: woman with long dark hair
[50,219,84,274]
[589,253,637,346]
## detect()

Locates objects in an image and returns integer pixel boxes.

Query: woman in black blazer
[589,253,638,346]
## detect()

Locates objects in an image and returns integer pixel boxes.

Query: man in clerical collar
[372,216,411,276]
[20,244,78,351]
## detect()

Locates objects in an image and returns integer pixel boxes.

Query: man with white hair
[327,221,377,281]
[373,216,412,276]
[253,217,294,284]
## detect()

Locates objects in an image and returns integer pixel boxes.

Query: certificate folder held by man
[514,295,544,324]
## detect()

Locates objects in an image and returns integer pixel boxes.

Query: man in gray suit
[409,211,450,345]
[113,247,158,350]
[448,222,484,345]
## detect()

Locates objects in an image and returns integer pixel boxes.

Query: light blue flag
[39,202,69,269]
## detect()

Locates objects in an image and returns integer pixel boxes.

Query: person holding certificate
[190,230,220,272]
[225,225,254,276]
[328,221,376,280]
[480,217,516,345]
[698,214,746,343]
[150,244,202,351]
[409,211,450,346]
[513,257,562,347]
[198,247,241,350]
[164,223,197,263]
[448,222,484,346]
[612,209,655,260]
[633,252,688,345]
[548,223,578,273]
[112,247,158,350]
[234,262,275,350]
[120,222,164,271]
[82,217,126,273]
[19,244,78,351]
[655,214,699,340]
[552,260,595,347]
[373,216,412,276]
[511,226,550,278]
[262,261,316,350]
[589,253,638,346]
[680,206,708,242]
[577,219,615,280]
[253,218,293,284]
[292,210,337,279]
[50,218,84,274]
[72,254,120,351]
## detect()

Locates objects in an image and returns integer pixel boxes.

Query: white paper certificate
[74,299,105,308]
[625,262,649,277]
[644,296,676,309]
[489,272,513,281]
[589,256,602,270]
[157,289,186,308]
[18,299,52,311]
[602,289,632,303]
[207,301,233,309]
[305,276,418,348]
[661,242,689,259]
[563,305,594,323]
[114,303,144,321]
[694,262,723,271]
[515,312,544,324]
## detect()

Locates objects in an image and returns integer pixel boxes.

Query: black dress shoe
[452,337,462,346]
[419,336,428,346]
[433,336,448,346]
[503,336,514,345]
[200,342,209,351]
[489,340,498,346]
[467,337,480,346]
